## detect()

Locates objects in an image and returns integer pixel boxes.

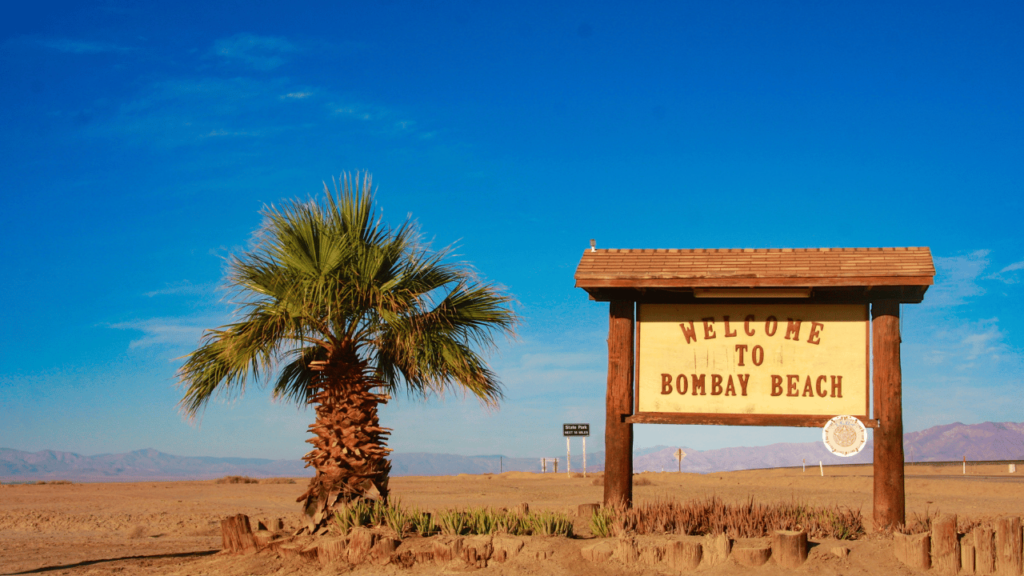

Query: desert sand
[2,463,1023,575]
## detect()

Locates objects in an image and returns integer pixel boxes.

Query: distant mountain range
[3,421,1022,482]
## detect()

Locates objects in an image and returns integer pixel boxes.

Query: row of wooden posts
[894,515,1023,575]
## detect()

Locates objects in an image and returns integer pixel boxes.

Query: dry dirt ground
[2,463,1022,576]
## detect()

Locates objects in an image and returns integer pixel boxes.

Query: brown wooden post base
[604,301,634,507]
[872,300,906,531]
[221,514,257,553]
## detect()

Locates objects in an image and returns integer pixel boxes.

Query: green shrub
[410,509,436,536]
[590,507,614,538]
[530,511,574,537]
[437,509,470,535]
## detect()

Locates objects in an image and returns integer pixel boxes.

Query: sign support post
[604,301,634,506]
[872,300,905,530]
[566,437,571,477]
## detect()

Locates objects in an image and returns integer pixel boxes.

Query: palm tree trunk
[296,356,392,533]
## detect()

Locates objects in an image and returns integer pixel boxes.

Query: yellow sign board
[637,304,868,417]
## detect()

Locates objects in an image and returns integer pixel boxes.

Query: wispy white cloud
[108,318,213,350]
[333,106,373,120]
[92,77,288,146]
[211,33,296,70]
[919,318,1009,368]
[202,129,259,138]
[925,250,990,307]
[27,37,131,54]
[985,259,1024,284]
[144,280,216,298]
[82,70,432,148]
[961,322,1005,361]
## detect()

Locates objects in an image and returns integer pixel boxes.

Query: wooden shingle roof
[575,247,935,290]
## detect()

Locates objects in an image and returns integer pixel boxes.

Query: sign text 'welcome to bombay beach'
[638,303,868,417]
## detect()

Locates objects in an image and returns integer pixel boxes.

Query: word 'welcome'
[679,316,823,345]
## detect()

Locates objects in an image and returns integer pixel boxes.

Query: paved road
[839,474,1024,483]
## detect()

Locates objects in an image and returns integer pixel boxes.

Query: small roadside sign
[674,448,686,472]
[562,423,590,478]
[563,423,590,436]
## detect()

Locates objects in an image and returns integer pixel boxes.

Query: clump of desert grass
[590,496,863,540]
[896,506,972,535]
[215,475,259,484]
[332,499,573,538]
[214,475,297,484]
[896,507,934,535]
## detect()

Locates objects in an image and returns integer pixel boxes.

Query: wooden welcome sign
[636,303,869,424]
[575,247,935,531]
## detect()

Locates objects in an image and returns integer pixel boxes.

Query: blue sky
[1,1,1022,461]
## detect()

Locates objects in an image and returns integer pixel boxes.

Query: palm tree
[177,173,516,533]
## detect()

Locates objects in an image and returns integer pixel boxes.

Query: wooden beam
[872,300,906,531]
[604,301,634,507]
[575,276,935,289]
[581,285,930,304]
[626,412,877,428]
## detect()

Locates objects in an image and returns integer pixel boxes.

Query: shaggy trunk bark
[296,353,392,533]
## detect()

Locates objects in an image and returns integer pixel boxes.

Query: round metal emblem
[822,415,867,457]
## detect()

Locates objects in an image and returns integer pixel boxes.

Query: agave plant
[177,173,516,532]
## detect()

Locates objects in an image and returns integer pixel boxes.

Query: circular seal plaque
[822,415,867,457]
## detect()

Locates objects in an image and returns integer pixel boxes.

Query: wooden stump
[701,533,731,567]
[493,536,525,562]
[963,533,977,575]
[578,503,601,518]
[581,541,615,562]
[665,540,702,571]
[772,530,808,568]
[220,514,257,554]
[996,517,1022,576]
[614,535,639,563]
[253,528,274,550]
[976,527,996,575]
[894,532,932,570]
[638,543,665,566]
[414,547,434,564]
[370,536,400,565]
[317,537,347,565]
[461,535,493,568]
[734,543,772,567]
[391,549,416,568]
[276,542,302,558]
[933,514,961,575]
[346,527,376,564]
[432,536,463,565]
[299,544,320,561]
